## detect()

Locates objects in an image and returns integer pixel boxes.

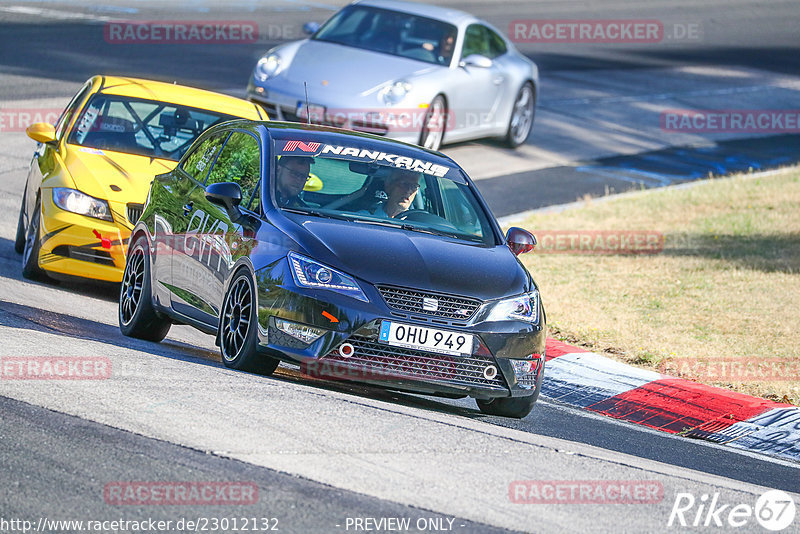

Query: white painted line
[544,82,800,107]
[0,5,112,22]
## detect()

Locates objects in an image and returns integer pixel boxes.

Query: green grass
[515,168,800,404]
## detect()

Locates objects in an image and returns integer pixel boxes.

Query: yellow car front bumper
[37,192,134,283]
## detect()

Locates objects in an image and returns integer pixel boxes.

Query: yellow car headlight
[52,188,113,222]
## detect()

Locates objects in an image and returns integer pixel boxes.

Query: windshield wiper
[282,207,352,222]
[353,218,459,238]
[351,218,421,232]
[289,210,476,241]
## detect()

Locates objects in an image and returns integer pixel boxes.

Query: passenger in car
[372,169,421,218]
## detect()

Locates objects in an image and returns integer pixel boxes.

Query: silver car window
[314,5,458,66]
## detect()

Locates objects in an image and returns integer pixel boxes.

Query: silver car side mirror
[303,22,320,35]
[459,54,493,69]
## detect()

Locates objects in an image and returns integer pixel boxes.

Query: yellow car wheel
[14,190,26,254]
[21,195,45,280]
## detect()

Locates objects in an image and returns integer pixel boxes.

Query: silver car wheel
[508,84,535,147]
[420,96,446,151]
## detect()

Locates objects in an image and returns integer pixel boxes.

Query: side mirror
[206,182,243,223]
[506,227,536,255]
[26,122,57,144]
[459,54,493,69]
[303,22,320,35]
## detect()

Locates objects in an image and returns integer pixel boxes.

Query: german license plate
[379,321,473,356]
[297,102,325,123]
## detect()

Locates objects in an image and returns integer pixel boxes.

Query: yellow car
[16,75,267,283]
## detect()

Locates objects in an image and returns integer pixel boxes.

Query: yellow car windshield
[68,94,237,161]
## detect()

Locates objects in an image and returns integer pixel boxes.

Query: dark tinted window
[487,27,507,57]
[314,5,457,66]
[181,132,228,183]
[205,132,261,211]
[462,24,506,60]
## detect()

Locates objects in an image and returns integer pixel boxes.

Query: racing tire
[219,270,279,375]
[119,235,171,342]
[476,394,537,418]
[14,188,26,254]
[504,82,535,149]
[21,195,46,280]
[419,95,447,151]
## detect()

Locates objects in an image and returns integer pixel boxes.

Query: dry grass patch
[516,168,800,404]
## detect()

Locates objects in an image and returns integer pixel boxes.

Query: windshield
[272,148,497,246]
[313,6,458,66]
[67,94,239,161]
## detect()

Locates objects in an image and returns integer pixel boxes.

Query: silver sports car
[247,0,538,151]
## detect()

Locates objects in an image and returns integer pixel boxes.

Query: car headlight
[484,291,540,324]
[379,81,412,105]
[288,252,368,302]
[52,188,113,222]
[255,54,282,82]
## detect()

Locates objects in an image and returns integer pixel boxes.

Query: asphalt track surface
[1,1,800,532]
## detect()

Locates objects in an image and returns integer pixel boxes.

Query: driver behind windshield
[276,156,314,208]
[374,169,421,218]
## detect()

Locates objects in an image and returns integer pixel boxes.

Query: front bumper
[247,80,421,145]
[253,259,546,400]
[38,191,135,282]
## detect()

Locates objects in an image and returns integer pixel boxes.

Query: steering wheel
[394,209,429,221]
[395,209,460,232]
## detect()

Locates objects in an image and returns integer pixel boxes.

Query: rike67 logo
[668,490,796,531]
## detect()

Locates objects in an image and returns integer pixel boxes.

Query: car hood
[288,216,529,301]
[281,40,439,98]
[61,144,176,206]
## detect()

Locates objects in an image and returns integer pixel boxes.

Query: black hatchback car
[119,121,545,417]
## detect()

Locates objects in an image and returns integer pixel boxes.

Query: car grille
[127,203,144,224]
[321,335,506,390]
[378,286,482,321]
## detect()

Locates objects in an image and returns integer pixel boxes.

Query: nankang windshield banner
[276,140,452,178]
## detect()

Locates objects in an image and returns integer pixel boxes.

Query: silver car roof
[353,0,479,27]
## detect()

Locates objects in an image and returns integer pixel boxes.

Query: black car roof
[220,119,461,173]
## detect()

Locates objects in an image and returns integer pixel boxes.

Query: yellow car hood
[62,144,177,206]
